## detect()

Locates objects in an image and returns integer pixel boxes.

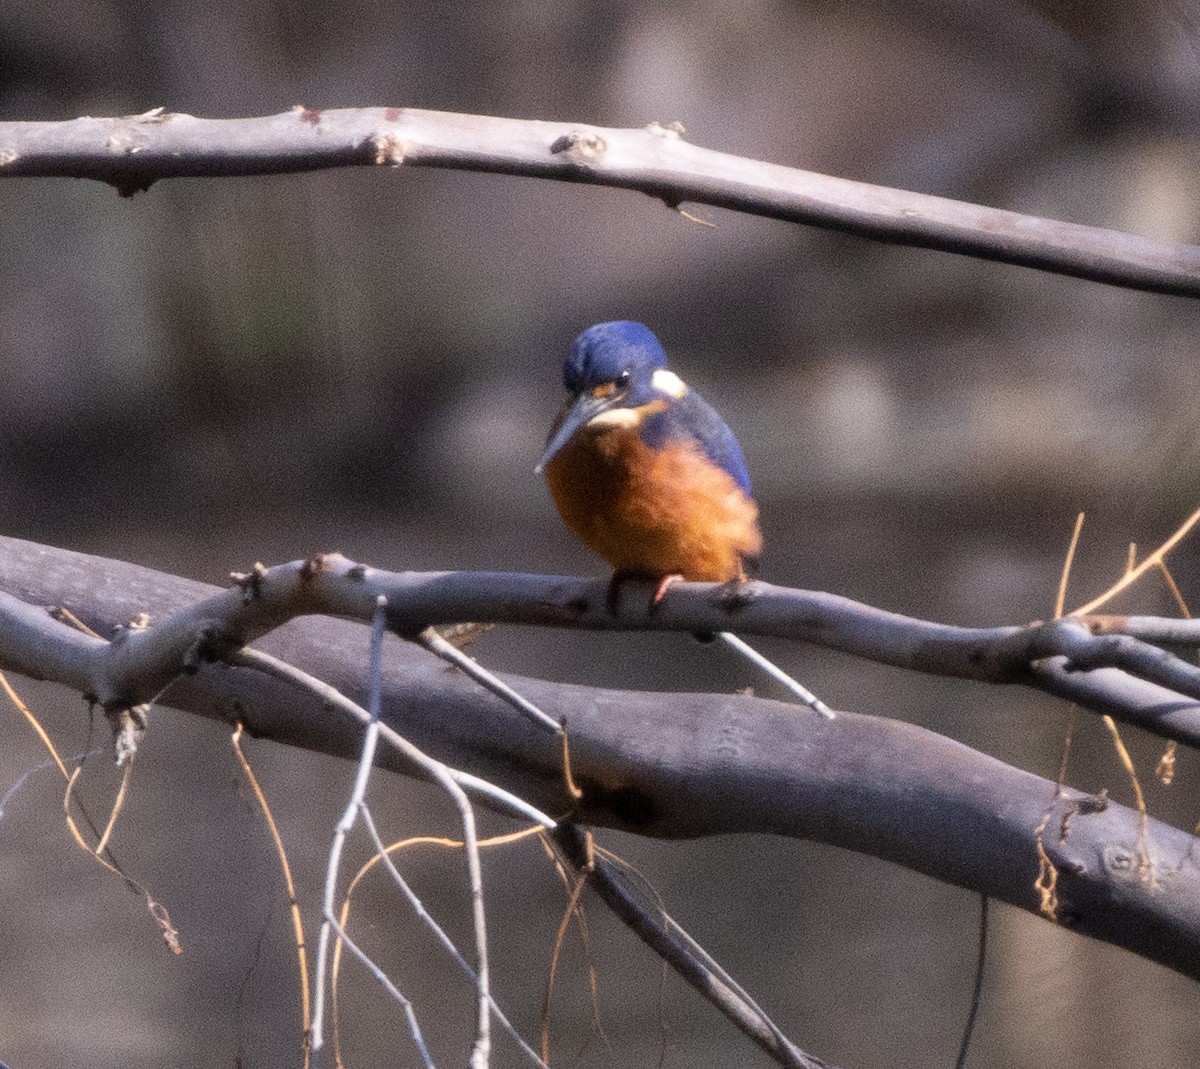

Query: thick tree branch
[2,108,1199,297]
[0,536,1197,981]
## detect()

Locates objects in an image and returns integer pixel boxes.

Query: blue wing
[639,391,753,496]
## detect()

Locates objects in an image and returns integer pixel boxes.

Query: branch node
[230,561,268,601]
[1105,844,1137,873]
[713,578,757,614]
[549,131,607,165]
[109,615,146,644]
[644,120,686,139]
[292,104,324,126]
[372,132,406,166]
[124,106,169,124]
[1078,788,1109,816]
[1079,613,1128,635]
[184,625,240,671]
[301,553,334,579]
[110,175,155,198]
[105,132,146,156]
[107,703,149,765]
[436,622,495,649]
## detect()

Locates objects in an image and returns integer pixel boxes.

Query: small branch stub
[549,130,607,165]
[372,132,405,166]
[645,120,686,139]
[108,703,149,765]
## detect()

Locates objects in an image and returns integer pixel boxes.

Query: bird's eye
[615,369,632,390]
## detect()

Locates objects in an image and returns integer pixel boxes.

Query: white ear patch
[651,369,688,398]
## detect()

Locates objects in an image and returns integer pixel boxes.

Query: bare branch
[232,647,556,830]
[357,806,549,1067]
[416,625,564,735]
[555,825,833,1069]
[1,537,1198,981]
[1087,614,1200,645]
[304,599,494,1066]
[6,538,1199,746]
[1,108,1198,297]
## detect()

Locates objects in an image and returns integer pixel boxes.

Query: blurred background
[2,0,1199,1065]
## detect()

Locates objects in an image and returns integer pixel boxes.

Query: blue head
[538,321,753,495]
[561,321,668,401]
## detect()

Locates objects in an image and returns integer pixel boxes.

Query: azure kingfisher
[537,321,762,604]
[537,320,834,717]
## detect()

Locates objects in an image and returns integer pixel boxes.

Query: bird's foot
[651,573,685,609]
[605,571,685,615]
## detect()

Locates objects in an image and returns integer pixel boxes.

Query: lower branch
[1,538,1198,980]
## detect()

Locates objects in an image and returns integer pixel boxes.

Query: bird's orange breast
[544,424,762,582]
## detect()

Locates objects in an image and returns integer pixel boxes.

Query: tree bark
[2,108,1199,297]
[1,536,1197,981]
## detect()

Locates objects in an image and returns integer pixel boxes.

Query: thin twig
[323,913,436,1069]
[59,763,182,953]
[357,806,548,1067]
[230,723,312,1063]
[954,895,989,1069]
[230,647,557,828]
[311,599,389,1058]
[1,669,70,778]
[305,597,494,1068]
[540,868,591,1065]
[330,828,545,1065]
[1055,512,1086,620]
[92,755,134,856]
[716,632,834,718]
[417,625,562,734]
[1,670,181,945]
[554,825,834,1069]
[1098,714,1154,882]
[1071,503,1200,615]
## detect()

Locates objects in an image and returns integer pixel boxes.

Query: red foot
[605,571,685,614]
[652,573,685,606]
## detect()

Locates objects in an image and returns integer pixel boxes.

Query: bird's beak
[535,391,618,474]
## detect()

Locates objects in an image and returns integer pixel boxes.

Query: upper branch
[2,107,1199,297]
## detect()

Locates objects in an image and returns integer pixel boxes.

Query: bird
[537,321,834,718]
[537,320,762,607]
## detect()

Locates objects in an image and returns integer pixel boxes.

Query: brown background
[2,1,1199,1066]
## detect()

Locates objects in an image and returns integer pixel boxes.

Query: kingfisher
[537,321,762,605]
